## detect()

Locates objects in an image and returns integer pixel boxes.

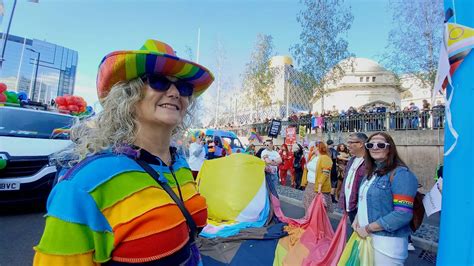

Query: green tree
[291,0,354,113]
[242,34,276,107]
[383,0,444,94]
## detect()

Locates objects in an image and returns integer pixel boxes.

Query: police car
[0,105,76,205]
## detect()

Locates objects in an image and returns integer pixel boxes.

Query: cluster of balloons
[0,83,93,117]
[0,83,28,104]
[55,95,92,116]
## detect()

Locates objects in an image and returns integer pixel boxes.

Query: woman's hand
[317,183,322,194]
[351,217,359,231]
[356,226,369,239]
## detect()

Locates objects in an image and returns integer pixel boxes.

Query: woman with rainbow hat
[33,39,214,265]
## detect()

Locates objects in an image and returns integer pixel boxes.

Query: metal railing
[219,109,446,138]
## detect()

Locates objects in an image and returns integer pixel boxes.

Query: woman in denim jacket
[352,132,418,265]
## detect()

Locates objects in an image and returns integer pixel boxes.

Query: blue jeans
[265,172,278,188]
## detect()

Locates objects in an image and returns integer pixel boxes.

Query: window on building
[372,76,376,82]
[366,77,370,82]
[360,77,363,82]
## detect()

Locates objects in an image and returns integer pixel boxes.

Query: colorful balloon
[17,92,28,101]
[0,83,7,93]
[5,91,19,104]
[55,96,66,106]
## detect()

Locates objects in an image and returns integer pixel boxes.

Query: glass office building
[0,34,78,104]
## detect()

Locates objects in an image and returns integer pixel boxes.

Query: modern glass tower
[0,34,78,104]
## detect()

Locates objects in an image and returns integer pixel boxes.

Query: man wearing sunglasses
[339,132,368,224]
[261,139,282,188]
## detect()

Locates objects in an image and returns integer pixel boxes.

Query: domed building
[311,57,403,113]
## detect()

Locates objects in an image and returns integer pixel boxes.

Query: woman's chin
[153,117,182,128]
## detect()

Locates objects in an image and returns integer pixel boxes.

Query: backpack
[389,169,425,232]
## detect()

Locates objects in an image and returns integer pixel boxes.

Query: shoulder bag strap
[135,159,198,240]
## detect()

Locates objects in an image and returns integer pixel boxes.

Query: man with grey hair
[339,132,368,224]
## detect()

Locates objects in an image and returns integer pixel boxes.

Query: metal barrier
[219,109,445,138]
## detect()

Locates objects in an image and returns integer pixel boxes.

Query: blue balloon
[86,106,93,113]
[17,92,28,101]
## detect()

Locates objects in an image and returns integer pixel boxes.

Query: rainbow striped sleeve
[393,194,414,213]
[34,154,207,265]
[34,180,115,265]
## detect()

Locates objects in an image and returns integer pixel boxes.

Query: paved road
[1,204,46,266]
[0,201,435,265]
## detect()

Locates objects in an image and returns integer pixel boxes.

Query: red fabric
[302,200,348,266]
[112,222,189,259]
[279,147,294,171]
[279,168,295,186]
[271,193,348,265]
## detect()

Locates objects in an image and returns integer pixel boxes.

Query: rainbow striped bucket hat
[96,39,214,100]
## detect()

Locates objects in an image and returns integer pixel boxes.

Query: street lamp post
[26,48,40,101]
[0,0,18,69]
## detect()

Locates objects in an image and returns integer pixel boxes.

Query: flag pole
[196,28,201,64]
[0,0,17,69]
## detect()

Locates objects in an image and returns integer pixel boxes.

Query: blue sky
[2,0,393,105]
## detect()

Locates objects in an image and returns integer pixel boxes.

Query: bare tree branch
[291,0,354,113]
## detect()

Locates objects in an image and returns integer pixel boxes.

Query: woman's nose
[166,84,180,98]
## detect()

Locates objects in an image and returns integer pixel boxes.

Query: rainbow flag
[433,19,474,155]
[248,128,263,143]
[223,140,232,155]
[51,128,70,137]
[197,154,348,265]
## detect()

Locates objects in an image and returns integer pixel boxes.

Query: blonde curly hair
[56,77,194,166]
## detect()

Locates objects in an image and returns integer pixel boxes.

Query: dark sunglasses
[144,75,194,97]
[365,142,390,149]
[347,141,361,144]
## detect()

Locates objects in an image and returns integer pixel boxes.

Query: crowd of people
[247,131,421,264]
[221,100,446,137]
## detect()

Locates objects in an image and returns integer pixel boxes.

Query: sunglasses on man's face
[365,142,390,150]
[347,141,361,145]
[145,75,194,97]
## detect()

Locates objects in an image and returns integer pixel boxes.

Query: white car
[0,106,76,205]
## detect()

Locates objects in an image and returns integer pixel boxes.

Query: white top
[261,149,281,174]
[344,157,364,211]
[188,142,205,171]
[306,156,319,184]
[357,176,375,227]
[358,176,408,260]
